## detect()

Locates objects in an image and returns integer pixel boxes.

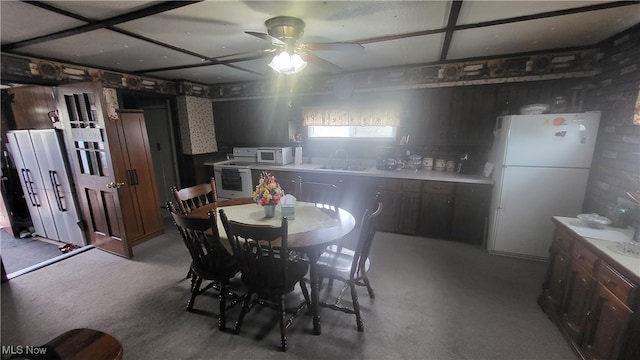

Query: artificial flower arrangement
[253,171,283,206]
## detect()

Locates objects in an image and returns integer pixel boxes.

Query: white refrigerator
[6,129,86,246]
[487,112,601,260]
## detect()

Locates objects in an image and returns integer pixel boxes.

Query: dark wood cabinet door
[116,110,163,245]
[561,261,597,344]
[418,192,453,238]
[397,191,420,235]
[584,283,633,360]
[540,245,571,318]
[451,184,490,244]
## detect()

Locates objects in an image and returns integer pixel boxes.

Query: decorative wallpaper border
[2,47,600,101]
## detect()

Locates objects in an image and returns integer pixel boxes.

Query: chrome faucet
[332,149,349,169]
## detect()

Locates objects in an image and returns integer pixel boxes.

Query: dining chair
[298,180,340,209]
[316,192,383,331]
[218,209,311,352]
[278,176,301,199]
[170,178,217,215]
[168,203,241,331]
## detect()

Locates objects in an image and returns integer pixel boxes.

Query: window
[307,125,396,139]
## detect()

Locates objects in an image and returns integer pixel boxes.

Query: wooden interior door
[55,82,132,258]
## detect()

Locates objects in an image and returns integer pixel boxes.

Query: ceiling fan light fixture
[268,51,307,75]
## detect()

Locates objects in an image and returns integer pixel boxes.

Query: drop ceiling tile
[448,6,640,60]
[317,33,445,72]
[0,1,86,44]
[457,1,613,25]
[147,63,264,85]
[42,0,158,20]
[16,29,204,72]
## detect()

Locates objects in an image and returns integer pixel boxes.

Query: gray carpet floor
[0,231,64,274]
[1,221,577,360]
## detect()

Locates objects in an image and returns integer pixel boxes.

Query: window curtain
[302,105,401,127]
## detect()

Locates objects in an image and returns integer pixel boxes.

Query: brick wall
[583,24,640,230]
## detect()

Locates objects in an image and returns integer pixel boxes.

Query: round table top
[208,202,357,251]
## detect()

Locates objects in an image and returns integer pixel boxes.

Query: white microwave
[257,147,293,165]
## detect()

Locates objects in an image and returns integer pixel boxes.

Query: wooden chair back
[350,192,383,280]
[171,178,216,215]
[278,176,301,199]
[219,209,292,293]
[299,180,340,209]
[168,202,234,278]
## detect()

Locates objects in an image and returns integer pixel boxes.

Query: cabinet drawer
[455,184,490,198]
[571,241,598,274]
[596,263,637,307]
[377,178,399,191]
[552,228,574,253]
[422,181,454,194]
[401,180,422,192]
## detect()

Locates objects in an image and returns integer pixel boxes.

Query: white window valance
[302,105,401,127]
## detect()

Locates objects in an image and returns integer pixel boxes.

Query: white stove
[213,147,257,199]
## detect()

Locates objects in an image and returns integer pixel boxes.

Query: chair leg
[234,292,253,335]
[219,283,226,331]
[187,276,202,311]
[279,295,288,352]
[362,276,375,298]
[350,282,364,332]
[299,280,311,308]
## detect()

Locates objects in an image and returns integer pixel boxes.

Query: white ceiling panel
[16,29,203,72]
[317,33,445,72]
[148,63,264,84]
[457,0,613,25]
[41,0,159,20]
[0,1,86,45]
[448,6,640,60]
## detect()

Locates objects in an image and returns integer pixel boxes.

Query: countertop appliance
[487,111,601,259]
[6,129,86,246]
[257,147,292,165]
[213,147,257,199]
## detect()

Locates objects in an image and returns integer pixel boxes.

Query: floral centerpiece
[253,172,283,216]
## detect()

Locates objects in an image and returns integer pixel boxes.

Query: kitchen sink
[316,165,369,172]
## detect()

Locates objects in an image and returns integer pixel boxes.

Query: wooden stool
[44,328,123,360]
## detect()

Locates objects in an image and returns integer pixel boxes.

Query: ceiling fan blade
[303,42,364,51]
[245,31,285,46]
[303,53,343,74]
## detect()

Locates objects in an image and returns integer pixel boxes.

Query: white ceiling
[1,1,638,86]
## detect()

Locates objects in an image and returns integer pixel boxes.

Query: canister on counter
[422,157,434,170]
[435,159,446,171]
[446,160,456,172]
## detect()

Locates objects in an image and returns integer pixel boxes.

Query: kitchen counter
[554,216,640,280]
[223,162,494,185]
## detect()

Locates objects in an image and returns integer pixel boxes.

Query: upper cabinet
[213,98,291,147]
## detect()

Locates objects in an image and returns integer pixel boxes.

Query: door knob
[106,181,125,189]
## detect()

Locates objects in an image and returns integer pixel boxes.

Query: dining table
[188,200,357,335]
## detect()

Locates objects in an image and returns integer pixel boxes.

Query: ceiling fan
[246,16,363,75]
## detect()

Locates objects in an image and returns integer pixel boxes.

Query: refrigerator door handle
[49,170,66,212]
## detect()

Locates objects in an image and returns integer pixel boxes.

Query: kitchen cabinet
[213,99,290,147]
[111,110,164,246]
[451,183,491,245]
[397,180,422,235]
[539,227,573,321]
[538,219,639,360]
[419,181,454,238]
[374,179,420,235]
